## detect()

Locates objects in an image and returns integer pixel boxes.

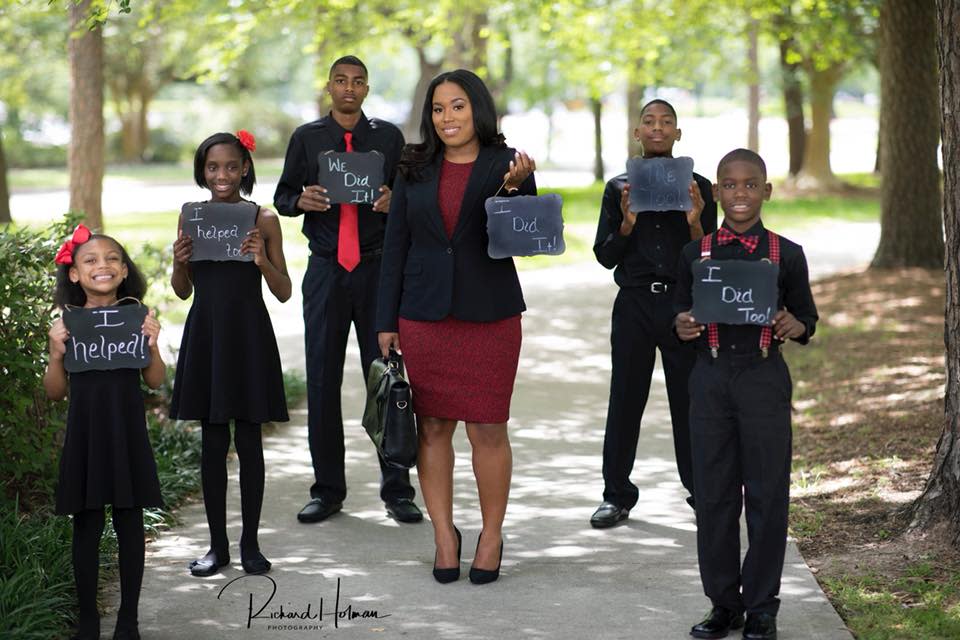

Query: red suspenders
[699,230,780,358]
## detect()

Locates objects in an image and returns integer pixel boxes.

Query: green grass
[8,159,286,191]
[823,568,960,640]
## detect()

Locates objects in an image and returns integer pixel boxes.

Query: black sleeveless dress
[55,368,164,515]
[169,206,288,425]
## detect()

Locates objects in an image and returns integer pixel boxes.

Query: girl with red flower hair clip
[169,131,291,578]
[44,225,165,640]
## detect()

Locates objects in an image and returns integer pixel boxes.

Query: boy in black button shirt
[674,148,818,640]
[590,99,717,527]
[274,55,420,525]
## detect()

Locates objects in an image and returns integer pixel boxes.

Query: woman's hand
[502,151,536,192]
[378,332,400,358]
[48,318,69,360]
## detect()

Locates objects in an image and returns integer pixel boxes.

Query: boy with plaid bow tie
[674,148,818,640]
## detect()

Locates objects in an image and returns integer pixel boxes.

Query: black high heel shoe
[469,532,503,585]
[432,526,462,584]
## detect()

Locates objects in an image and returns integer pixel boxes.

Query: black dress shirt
[273,112,405,257]
[673,219,819,353]
[594,171,717,288]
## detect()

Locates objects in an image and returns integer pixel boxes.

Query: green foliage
[0,215,78,507]
[0,501,76,640]
[0,131,68,169]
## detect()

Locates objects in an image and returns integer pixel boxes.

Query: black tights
[72,507,144,638]
[200,420,265,558]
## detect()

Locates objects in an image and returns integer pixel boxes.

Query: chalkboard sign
[691,259,780,326]
[625,156,695,212]
[317,151,385,205]
[62,304,151,372]
[181,202,257,262]
[485,194,565,259]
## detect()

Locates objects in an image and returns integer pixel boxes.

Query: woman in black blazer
[376,69,536,585]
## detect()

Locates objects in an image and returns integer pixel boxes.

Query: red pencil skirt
[398,314,522,424]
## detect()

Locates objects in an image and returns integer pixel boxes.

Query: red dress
[398,159,522,423]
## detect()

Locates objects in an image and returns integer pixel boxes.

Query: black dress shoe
[241,549,272,574]
[432,526,462,584]
[743,612,777,639]
[590,501,629,528]
[689,606,745,639]
[189,549,230,577]
[468,532,503,585]
[385,498,424,523]
[112,626,141,640]
[297,498,342,523]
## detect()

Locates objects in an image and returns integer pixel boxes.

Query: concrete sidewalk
[105,224,876,639]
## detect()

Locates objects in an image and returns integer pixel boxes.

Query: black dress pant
[302,254,413,504]
[601,286,696,509]
[689,351,793,616]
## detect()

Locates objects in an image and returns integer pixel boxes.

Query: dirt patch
[785,267,957,608]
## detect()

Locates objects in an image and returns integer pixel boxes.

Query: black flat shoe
[385,498,424,523]
[590,501,629,528]
[743,612,777,640]
[297,498,342,523]
[432,526,462,584]
[689,606,745,639]
[241,550,272,575]
[189,549,230,577]
[468,532,503,585]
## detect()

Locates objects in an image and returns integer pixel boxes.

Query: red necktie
[716,227,759,253]
[337,131,360,272]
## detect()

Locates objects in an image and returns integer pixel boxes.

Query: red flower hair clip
[54,223,92,265]
[236,130,256,152]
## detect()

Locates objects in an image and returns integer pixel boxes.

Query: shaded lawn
[784,267,956,639]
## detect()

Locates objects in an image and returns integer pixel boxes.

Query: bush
[0,216,77,508]
[0,501,76,640]
[1,131,68,169]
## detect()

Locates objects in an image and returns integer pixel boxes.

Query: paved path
[101,224,876,639]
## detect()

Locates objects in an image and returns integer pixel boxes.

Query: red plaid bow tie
[716,227,759,253]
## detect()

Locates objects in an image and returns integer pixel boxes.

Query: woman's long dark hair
[398,69,506,182]
[53,235,147,309]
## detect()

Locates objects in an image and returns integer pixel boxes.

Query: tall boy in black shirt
[590,99,717,527]
[274,55,420,525]
[674,148,818,640]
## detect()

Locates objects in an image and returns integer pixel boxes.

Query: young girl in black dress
[44,224,165,640]
[170,131,291,577]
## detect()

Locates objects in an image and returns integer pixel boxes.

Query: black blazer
[376,145,537,332]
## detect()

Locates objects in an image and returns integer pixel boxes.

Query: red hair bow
[54,223,92,265]
[236,130,256,152]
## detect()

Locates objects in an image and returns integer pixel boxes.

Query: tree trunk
[871,0,943,268]
[591,96,603,183]
[68,0,104,230]
[626,81,645,158]
[910,0,959,542]
[747,20,760,152]
[404,46,444,143]
[778,35,805,176]
[0,132,11,223]
[795,64,842,189]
